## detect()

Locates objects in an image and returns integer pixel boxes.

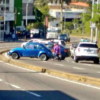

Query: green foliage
[91,4,100,29]
[27,22,44,30]
[64,22,74,30]
[84,21,91,33]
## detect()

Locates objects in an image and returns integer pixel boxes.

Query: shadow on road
[80,61,100,65]
[0,90,77,100]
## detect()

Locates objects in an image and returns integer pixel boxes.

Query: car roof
[27,42,42,45]
[79,42,97,44]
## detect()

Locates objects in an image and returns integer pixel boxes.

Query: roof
[69,2,89,7]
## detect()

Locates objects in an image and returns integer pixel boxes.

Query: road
[0,59,100,100]
[0,39,100,99]
[1,42,100,79]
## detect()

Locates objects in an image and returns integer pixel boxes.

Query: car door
[22,44,35,57]
[33,44,45,57]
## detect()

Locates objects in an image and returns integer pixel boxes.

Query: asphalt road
[0,60,100,100]
[0,39,100,100]
[1,41,100,79]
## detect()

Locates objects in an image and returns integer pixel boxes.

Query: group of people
[80,38,89,42]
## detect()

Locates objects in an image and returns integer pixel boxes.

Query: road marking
[0,79,3,81]
[25,90,41,97]
[4,81,41,97]
[54,63,64,66]
[1,60,100,90]
[10,84,20,89]
[42,73,100,90]
[73,67,85,70]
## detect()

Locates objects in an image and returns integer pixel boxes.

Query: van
[46,27,61,39]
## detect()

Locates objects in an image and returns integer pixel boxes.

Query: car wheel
[62,57,65,60]
[39,54,47,61]
[74,55,78,63]
[12,52,20,59]
[94,58,99,64]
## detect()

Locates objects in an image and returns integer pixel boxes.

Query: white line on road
[42,73,100,90]
[4,80,41,97]
[25,90,41,97]
[73,67,85,70]
[1,60,100,90]
[0,79,3,81]
[54,63,64,66]
[10,84,20,89]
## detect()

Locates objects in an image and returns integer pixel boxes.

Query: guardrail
[0,49,100,87]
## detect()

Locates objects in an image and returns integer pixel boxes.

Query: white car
[21,39,42,47]
[53,39,66,46]
[70,43,78,58]
[73,42,99,64]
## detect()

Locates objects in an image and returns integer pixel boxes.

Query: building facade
[0,0,35,41]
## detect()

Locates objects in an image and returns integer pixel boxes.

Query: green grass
[70,30,91,37]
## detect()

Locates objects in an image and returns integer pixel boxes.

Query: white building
[0,0,35,41]
[48,2,89,27]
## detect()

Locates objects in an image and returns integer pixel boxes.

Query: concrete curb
[0,49,100,87]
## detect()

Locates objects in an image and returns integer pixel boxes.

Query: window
[26,44,37,49]
[79,44,98,48]
[37,45,44,49]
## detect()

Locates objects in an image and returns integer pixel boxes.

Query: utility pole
[60,0,63,33]
[95,0,98,42]
[4,0,6,36]
[91,0,94,42]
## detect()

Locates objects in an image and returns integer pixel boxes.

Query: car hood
[10,47,23,51]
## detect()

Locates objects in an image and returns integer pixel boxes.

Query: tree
[91,4,100,30]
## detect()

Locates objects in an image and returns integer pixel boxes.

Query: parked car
[8,42,53,61]
[70,43,79,58]
[73,42,99,64]
[44,42,70,60]
[53,39,66,46]
[58,34,70,42]
[21,39,43,48]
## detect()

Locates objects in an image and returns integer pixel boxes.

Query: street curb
[0,49,100,87]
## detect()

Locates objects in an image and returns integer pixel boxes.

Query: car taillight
[97,49,99,53]
[78,48,80,52]
[64,49,67,52]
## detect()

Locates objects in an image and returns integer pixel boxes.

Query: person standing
[12,31,16,42]
[52,43,61,61]
[80,38,84,42]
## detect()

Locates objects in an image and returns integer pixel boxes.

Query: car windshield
[60,34,67,36]
[79,44,98,48]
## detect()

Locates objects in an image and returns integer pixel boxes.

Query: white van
[46,27,61,39]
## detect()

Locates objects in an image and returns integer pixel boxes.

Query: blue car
[8,42,53,61]
[44,43,70,60]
